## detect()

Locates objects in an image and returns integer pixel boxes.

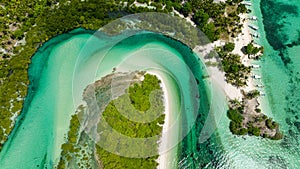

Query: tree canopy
[97,73,165,168]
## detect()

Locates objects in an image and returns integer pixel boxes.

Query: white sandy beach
[146,70,179,169]
[194,13,260,101]
[233,14,259,93]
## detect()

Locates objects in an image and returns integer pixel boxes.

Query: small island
[0,0,277,152]
[227,90,283,140]
[95,72,165,168]
[57,71,166,169]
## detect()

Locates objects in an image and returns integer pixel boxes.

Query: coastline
[248,0,274,119]
[194,11,259,100]
[195,13,257,101]
[204,0,300,167]
[195,1,278,137]
[1,0,299,168]
[146,71,179,169]
[239,1,279,133]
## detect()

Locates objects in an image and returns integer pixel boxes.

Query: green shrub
[227,109,244,123]
[224,42,235,52]
[266,118,277,129]
[246,90,260,99]
[248,126,261,136]
[271,132,283,140]
[255,108,261,113]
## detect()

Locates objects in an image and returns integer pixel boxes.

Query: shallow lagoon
[3,1,300,166]
[0,29,216,168]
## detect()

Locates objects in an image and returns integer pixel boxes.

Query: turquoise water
[259,0,300,167]
[2,1,300,168]
[0,29,94,168]
[74,32,210,160]
[203,0,300,168]
[0,29,217,168]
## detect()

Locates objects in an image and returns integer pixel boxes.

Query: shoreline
[238,1,271,117]
[195,1,279,138]
[146,70,178,169]
[235,2,277,134]
[248,0,274,119]
[195,12,257,101]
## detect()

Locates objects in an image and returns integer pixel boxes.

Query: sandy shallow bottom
[0,30,210,168]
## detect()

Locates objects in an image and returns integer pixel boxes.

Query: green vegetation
[243,42,263,57]
[266,118,279,130]
[215,42,252,87]
[227,108,244,123]
[101,93,165,138]
[57,108,81,169]
[223,42,235,52]
[255,108,262,113]
[188,0,246,41]
[0,0,248,148]
[0,0,133,151]
[243,89,260,99]
[218,49,251,87]
[96,146,159,169]
[227,100,247,135]
[0,0,160,151]
[270,132,283,140]
[262,129,283,140]
[247,125,261,136]
[57,73,165,168]
[96,73,165,168]
[123,0,248,41]
[129,74,161,112]
[57,106,98,169]
[0,0,264,153]
[227,98,283,140]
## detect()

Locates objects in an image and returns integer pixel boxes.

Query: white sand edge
[146,71,178,169]
[194,13,260,101]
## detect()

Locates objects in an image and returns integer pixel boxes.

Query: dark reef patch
[261,0,298,50]
[278,50,292,65]
[286,31,300,48]
[294,121,300,131]
[268,155,288,169]
[261,0,299,65]
[261,2,300,164]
